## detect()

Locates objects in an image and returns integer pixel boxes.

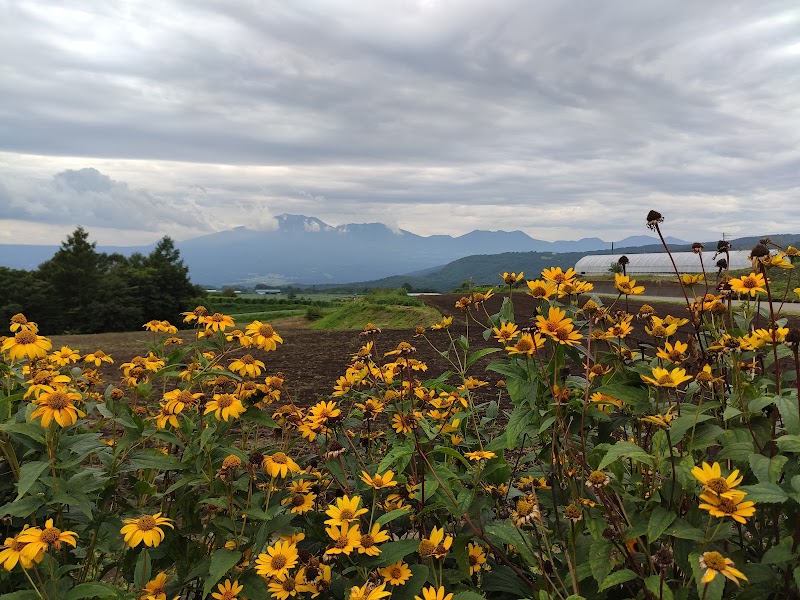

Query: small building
[255,288,282,295]
[575,250,753,276]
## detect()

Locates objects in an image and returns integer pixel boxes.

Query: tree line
[0,227,205,335]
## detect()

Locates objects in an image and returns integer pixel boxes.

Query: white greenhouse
[574,251,753,276]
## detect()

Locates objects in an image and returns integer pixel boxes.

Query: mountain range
[0,214,687,286]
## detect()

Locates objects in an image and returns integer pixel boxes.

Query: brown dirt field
[51,292,800,409]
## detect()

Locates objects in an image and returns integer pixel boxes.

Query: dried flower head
[646,210,664,230]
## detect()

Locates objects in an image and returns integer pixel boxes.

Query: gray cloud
[1,1,799,244]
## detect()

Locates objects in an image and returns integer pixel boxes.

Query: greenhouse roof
[574,250,752,275]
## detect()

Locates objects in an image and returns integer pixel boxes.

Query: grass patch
[310,299,440,330]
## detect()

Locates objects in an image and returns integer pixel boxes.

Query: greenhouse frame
[574,250,753,276]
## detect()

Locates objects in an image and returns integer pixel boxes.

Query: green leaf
[670,413,713,444]
[127,450,186,471]
[776,395,800,435]
[667,520,705,542]
[0,592,41,600]
[370,539,420,567]
[761,538,794,565]
[723,406,742,421]
[482,565,528,595]
[740,482,788,503]
[598,441,653,470]
[377,442,414,473]
[592,383,648,406]
[465,347,500,369]
[715,441,754,462]
[203,548,242,597]
[505,406,533,449]
[644,575,674,600]
[134,549,151,590]
[431,445,472,470]
[589,538,613,585]
[777,435,800,453]
[376,508,411,527]
[599,568,638,591]
[452,593,487,600]
[0,496,44,518]
[648,507,677,542]
[241,405,279,427]
[15,460,49,500]
[65,582,119,600]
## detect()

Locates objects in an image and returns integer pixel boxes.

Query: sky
[1,0,799,246]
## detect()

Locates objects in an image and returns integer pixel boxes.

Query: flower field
[2,212,800,600]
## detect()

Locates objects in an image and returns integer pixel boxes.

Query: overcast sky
[1,1,799,246]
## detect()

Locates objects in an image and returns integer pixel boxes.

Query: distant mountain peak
[275,214,333,233]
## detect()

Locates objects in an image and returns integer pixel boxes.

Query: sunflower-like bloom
[155,402,180,429]
[419,526,452,559]
[430,316,453,330]
[502,271,524,285]
[691,462,743,498]
[361,470,398,489]
[641,405,676,428]
[267,570,314,600]
[30,386,85,427]
[141,572,168,600]
[120,513,174,548]
[358,523,391,556]
[606,315,634,339]
[641,367,692,388]
[589,392,624,413]
[526,279,558,299]
[615,273,645,296]
[204,393,246,421]
[467,543,487,575]
[16,518,77,561]
[211,579,243,600]
[262,452,300,479]
[49,346,81,366]
[645,316,678,338]
[244,320,283,351]
[655,340,688,364]
[379,561,413,586]
[83,350,113,366]
[163,388,203,413]
[465,450,496,461]
[9,313,38,332]
[541,267,576,285]
[255,540,298,579]
[325,495,368,526]
[535,307,572,336]
[681,273,704,286]
[281,491,316,514]
[324,522,361,555]
[415,585,454,600]
[699,551,748,585]
[699,490,756,524]
[1,330,52,361]
[308,400,341,426]
[349,582,392,600]
[228,354,265,377]
[0,529,44,570]
[202,313,235,332]
[729,272,766,297]
[492,321,519,343]
[505,332,546,355]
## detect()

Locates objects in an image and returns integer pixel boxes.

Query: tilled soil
[51,293,800,408]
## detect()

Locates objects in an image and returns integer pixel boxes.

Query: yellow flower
[281,491,316,514]
[358,523,390,556]
[502,271,524,284]
[535,307,574,338]
[467,543,487,575]
[348,582,392,600]
[9,313,38,332]
[0,529,44,570]
[589,392,623,413]
[419,526,452,559]
[681,273,704,286]
[655,340,688,364]
[266,569,312,600]
[379,561,413,586]
[360,470,398,489]
[642,405,676,428]
[30,386,85,427]
[431,316,453,330]
[645,316,678,338]
[262,452,300,478]
[202,313,235,332]
[641,367,692,387]
[49,346,81,366]
[325,495,368,526]
[308,400,341,425]
[255,540,298,579]
[211,579,243,600]
[699,551,748,586]
[526,279,557,299]
[465,450,496,461]
[729,272,766,297]
[120,513,173,548]
[163,388,202,413]
[615,273,645,295]
[228,354,265,377]
[1,330,52,361]
[691,462,743,498]
[244,320,283,350]
[541,266,576,285]
[415,586,454,600]
[16,518,77,561]
[324,522,361,555]
[155,402,180,429]
[699,490,756,523]
[83,350,113,366]
[505,332,546,355]
[606,316,633,339]
[204,393,246,421]
[140,572,168,600]
[492,321,519,343]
